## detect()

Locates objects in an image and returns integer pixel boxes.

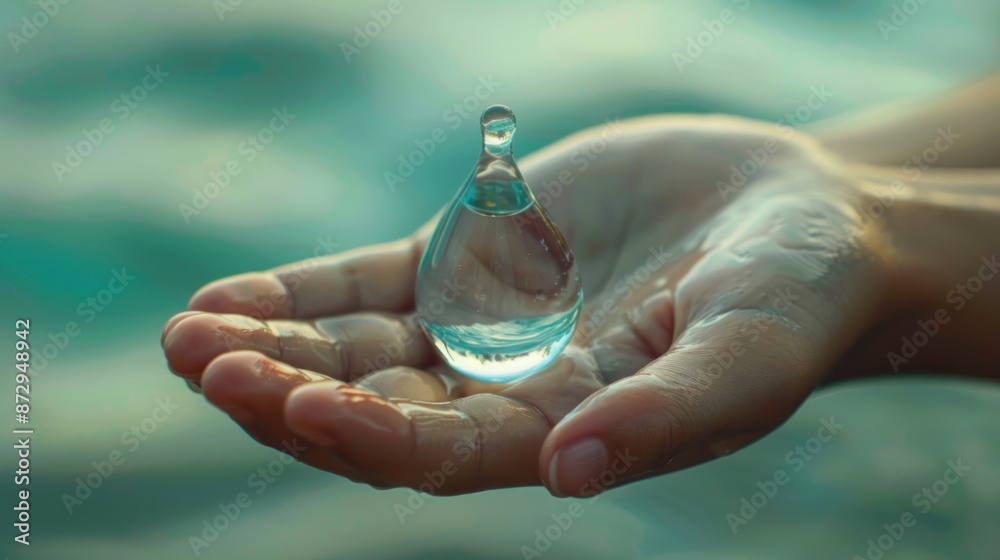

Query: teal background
[1,1,998,558]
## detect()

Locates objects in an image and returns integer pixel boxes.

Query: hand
[162,115,904,497]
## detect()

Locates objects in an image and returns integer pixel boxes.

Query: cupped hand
[162,115,900,497]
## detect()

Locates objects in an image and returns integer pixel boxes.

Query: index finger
[188,237,425,320]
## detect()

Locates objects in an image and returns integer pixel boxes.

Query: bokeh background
[2,0,999,558]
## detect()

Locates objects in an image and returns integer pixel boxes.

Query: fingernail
[161,311,201,347]
[185,380,203,394]
[549,437,608,498]
[219,404,256,426]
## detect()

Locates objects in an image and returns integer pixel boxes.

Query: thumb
[539,307,828,498]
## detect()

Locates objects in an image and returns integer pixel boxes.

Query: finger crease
[505,395,556,431]
[268,323,287,363]
[344,265,363,311]
[327,323,354,379]
[273,273,297,318]
[464,411,486,480]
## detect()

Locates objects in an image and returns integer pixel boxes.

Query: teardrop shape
[415,105,583,383]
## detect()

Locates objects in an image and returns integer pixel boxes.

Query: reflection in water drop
[415,105,582,383]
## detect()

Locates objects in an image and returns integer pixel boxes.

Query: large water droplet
[415,105,583,383]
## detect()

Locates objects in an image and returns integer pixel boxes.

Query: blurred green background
[2,0,999,558]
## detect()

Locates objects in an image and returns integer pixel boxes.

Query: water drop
[414,105,583,383]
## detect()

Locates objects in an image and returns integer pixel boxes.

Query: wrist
[876,168,1000,299]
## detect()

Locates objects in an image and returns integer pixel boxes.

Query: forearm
[811,72,1000,168]
[853,165,1000,379]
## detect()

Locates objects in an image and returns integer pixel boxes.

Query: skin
[162,79,1000,498]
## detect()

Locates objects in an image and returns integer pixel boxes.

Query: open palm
[162,115,891,497]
